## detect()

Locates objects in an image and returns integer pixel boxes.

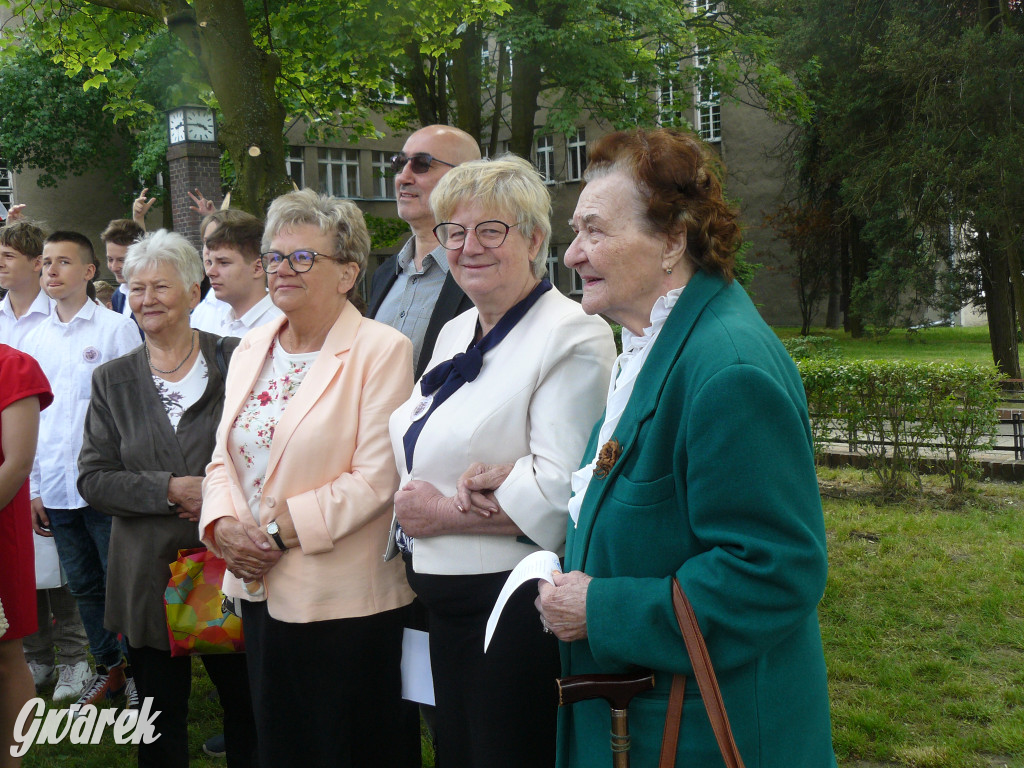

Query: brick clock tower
[166,105,222,250]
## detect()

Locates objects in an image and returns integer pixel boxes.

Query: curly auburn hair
[585,128,741,281]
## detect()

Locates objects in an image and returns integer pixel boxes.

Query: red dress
[0,344,53,641]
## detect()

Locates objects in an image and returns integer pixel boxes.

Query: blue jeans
[46,506,123,669]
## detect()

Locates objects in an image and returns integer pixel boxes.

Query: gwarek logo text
[10,697,161,757]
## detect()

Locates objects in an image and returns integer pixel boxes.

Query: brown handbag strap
[658,671,686,768]
[658,578,746,768]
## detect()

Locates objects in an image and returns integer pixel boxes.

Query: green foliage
[771,0,1024,367]
[364,214,409,250]
[731,240,761,290]
[781,334,840,362]
[0,45,131,188]
[798,359,1001,495]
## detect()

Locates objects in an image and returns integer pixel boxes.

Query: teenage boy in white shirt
[23,231,141,709]
[191,212,281,338]
[0,221,51,347]
[0,221,94,701]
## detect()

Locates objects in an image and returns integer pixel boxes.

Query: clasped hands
[168,475,204,522]
[393,462,515,538]
[213,516,284,582]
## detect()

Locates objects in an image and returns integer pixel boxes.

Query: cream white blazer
[388,288,616,576]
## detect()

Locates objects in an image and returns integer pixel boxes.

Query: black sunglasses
[390,152,457,175]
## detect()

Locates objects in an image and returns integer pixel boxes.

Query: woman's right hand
[456,462,514,517]
[213,517,284,581]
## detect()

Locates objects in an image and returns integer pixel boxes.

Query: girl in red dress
[0,343,52,767]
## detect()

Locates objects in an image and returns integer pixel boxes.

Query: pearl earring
[665,267,673,275]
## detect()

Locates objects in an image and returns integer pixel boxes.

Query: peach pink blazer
[200,302,415,623]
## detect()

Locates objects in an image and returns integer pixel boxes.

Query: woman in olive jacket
[78,230,256,768]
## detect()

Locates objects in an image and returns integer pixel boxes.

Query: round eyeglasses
[433,221,520,249]
[260,249,336,274]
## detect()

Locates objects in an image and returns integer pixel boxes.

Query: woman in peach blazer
[199,190,417,768]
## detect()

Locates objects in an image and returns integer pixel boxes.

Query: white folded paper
[401,628,434,705]
[484,550,561,652]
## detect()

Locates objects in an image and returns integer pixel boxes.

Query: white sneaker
[124,676,139,710]
[28,661,56,689]
[53,661,91,702]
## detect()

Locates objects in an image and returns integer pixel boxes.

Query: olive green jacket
[559,270,837,768]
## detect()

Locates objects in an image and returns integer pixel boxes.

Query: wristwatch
[266,521,286,551]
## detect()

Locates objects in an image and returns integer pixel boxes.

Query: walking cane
[557,672,655,768]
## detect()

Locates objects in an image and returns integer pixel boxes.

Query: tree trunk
[189,0,290,214]
[845,217,868,338]
[403,44,440,126]
[825,240,841,328]
[978,230,1021,378]
[84,0,291,215]
[487,42,509,157]
[508,51,543,158]
[449,22,482,141]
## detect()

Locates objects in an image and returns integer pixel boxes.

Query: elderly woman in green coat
[537,128,837,768]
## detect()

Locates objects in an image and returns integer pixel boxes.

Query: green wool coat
[559,270,837,768]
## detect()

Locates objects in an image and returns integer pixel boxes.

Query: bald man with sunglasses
[368,125,481,378]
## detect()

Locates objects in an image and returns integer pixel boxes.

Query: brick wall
[167,143,223,251]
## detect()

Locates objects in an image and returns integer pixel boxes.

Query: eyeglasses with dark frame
[390,152,457,175]
[259,249,339,274]
[433,221,521,249]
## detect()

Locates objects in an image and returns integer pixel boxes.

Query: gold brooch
[594,439,622,479]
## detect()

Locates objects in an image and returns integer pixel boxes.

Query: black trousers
[241,601,419,768]
[406,565,559,768]
[127,643,258,768]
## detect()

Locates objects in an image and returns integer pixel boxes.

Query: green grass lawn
[774,326,996,366]
[19,466,1024,767]
[820,468,1024,768]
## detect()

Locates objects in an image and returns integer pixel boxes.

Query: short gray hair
[123,229,204,288]
[430,155,551,279]
[263,189,370,289]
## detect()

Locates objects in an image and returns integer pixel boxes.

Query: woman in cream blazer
[388,156,615,768]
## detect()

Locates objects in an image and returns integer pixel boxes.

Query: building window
[694,48,721,142]
[566,128,587,182]
[371,151,394,199]
[535,135,555,184]
[656,44,683,127]
[693,0,715,11]
[286,147,305,189]
[569,268,584,296]
[696,102,722,143]
[318,148,360,198]
[0,162,12,212]
[546,246,560,290]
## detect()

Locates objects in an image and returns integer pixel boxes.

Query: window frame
[318,147,361,198]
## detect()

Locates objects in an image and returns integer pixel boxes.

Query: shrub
[782,335,842,362]
[797,359,1000,495]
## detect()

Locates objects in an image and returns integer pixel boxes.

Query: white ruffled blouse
[567,287,684,526]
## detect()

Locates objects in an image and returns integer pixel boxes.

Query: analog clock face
[168,110,186,144]
[185,108,216,142]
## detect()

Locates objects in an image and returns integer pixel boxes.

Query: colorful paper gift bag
[164,547,245,656]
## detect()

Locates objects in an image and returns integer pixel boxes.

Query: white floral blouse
[229,338,318,522]
[152,353,208,431]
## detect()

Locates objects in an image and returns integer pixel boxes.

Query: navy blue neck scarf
[402,278,552,471]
